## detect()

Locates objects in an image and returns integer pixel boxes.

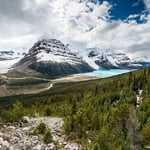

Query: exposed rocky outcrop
[0,117,82,150]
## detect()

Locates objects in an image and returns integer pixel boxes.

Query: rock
[64,143,82,150]
[22,126,31,132]
[0,137,3,143]
[3,125,7,128]
[63,141,67,145]
[2,135,10,141]
[32,136,39,141]
[32,144,42,150]
[0,132,3,137]
[0,138,10,149]
[0,117,82,150]
[47,143,56,150]
[9,146,14,150]
[7,126,16,130]
[21,116,30,124]
[6,122,11,126]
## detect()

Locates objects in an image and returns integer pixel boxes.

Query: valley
[0,68,133,97]
[0,68,149,149]
[0,72,100,97]
[0,39,150,150]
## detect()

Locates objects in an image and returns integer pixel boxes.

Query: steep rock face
[15,39,94,78]
[82,48,150,69]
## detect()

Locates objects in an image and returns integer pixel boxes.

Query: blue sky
[0,0,150,59]
[106,0,146,20]
[89,0,148,22]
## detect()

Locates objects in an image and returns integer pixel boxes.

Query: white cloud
[0,0,149,59]
[0,35,37,51]
[144,0,150,11]
[127,14,139,19]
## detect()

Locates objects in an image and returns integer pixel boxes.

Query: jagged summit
[30,39,69,53]
[20,39,82,65]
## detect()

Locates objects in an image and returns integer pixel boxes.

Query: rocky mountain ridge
[18,39,83,65]
[14,39,94,78]
[82,48,150,69]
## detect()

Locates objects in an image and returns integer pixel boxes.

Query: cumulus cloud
[0,0,150,58]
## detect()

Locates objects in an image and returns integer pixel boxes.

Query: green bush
[143,121,150,146]
[44,106,52,116]
[29,122,53,144]
[93,143,100,150]
[43,129,53,144]
[37,122,47,134]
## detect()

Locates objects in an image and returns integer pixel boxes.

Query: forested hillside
[0,68,150,149]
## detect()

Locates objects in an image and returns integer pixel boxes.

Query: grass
[8,78,49,86]
[0,77,51,97]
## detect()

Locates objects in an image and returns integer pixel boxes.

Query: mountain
[14,39,94,78]
[1,41,150,76]
[82,48,150,69]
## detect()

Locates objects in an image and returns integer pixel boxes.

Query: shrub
[44,107,52,116]
[143,121,150,145]
[0,101,25,122]
[43,129,53,144]
[37,122,47,134]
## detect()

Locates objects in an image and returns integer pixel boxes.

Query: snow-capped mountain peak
[14,39,94,78]
[24,39,82,65]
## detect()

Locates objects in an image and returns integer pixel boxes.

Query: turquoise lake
[84,69,132,78]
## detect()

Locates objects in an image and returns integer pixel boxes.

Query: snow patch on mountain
[37,51,80,64]
[25,39,83,65]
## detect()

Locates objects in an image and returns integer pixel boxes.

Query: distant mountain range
[82,48,150,69]
[0,39,150,77]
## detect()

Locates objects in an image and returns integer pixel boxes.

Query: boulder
[21,116,30,124]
